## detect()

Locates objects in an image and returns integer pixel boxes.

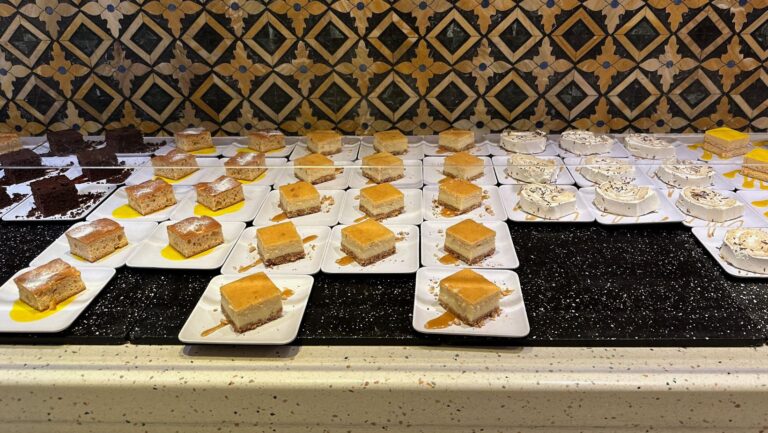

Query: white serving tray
[169,186,270,222]
[736,190,768,224]
[420,220,519,269]
[358,138,425,160]
[498,185,595,223]
[320,224,420,274]
[222,225,329,275]
[348,159,423,189]
[692,227,768,278]
[556,140,630,158]
[253,189,345,227]
[2,184,116,221]
[124,158,223,186]
[580,186,685,225]
[422,185,507,221]
[220,136,299,158]
[87,185,191,222]
[667,189,765,228]
[273,160,352,190]
[289,139,361,161]
[492,155,574,185]
[339,188,423,225]
[563,157,656,188]
[639,163,734,190]
[422,156,497,186]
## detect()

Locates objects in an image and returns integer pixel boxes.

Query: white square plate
[348,160,423,189]
[273,160,352,190]
[563,157,656,188]
[219,136,298,158]
[412,267,529,337]
[422,185,507,221]
[339,188,423,225]
[691,227,768,278]
[668,189,765,228]
[423,141,490,156]
[492,155,574,185]
[213,157,287,188]
[125,158,223,186]
[87,185,191,222]
[580,187,685,224]
[154,142,227,157]
[0,266,116,333]
[2,184,116,221]
[125,221,245,269]
[358,139,424,160]
[556,140,630,158]
[321,224,420,274]
[499,185,595,223]
[715,164,768,191]
[485,137,560,157]
[169,186,270,222]
[253,189,345,226]
[420,220,519,269]
[422,156,497,185]
[221,226,330,275]
[30,221,157,268]
[639,163,734,190]
[289,140,361,161]
[178,273,313,345]
[736,190,768,223]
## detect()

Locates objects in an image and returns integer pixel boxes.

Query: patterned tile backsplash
[0,0,767,136]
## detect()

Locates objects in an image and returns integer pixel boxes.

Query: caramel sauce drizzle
[336,255,354,266]
[238,258,263,273]
[302,235,318,243]
[201,320,230,337]
[281,289,295,299]
[438,253,458,265]
[270,212,288,222]
[425,311,457,329]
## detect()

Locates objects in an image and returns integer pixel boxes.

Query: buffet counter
[1,344,768,432]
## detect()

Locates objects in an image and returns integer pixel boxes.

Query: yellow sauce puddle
[190,147,216,155]
[753,200,768,208]
[723,169,739,179]
[687,143,715,160]
[10,297,76,322]
[236,171,266,184]
[236,147,284,154]
[161,245,215,261]
[193,201,244,217]
[112,204,142,218]
[743,177,756,189]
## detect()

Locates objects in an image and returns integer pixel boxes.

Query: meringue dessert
[594,180,659,216]
[676,187,743,222]
[578,156,635,184]
[499,130,547,154]
[518,184,577,219]
[656,159,714,188]
[721,228,768,274]
[559,130,613,155]
[624,134,676,159]
[506,154,558,183]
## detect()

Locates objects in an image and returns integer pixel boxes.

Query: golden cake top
[175,127,210,138]
[362,151,403,168]
[307,129,341,143]
[225,152,265,167]
[745,148,768,164]
[220,272,282,312]
[439,178,482,197]
[257,221,302,246]
[14,258,81,293]
[125,178,173,199]
[439,129,473,139]
[342,218,395,245]
[374,130,406,142]
[705,127,748,142]
[195,176,241,196]
[168,216,221,239]
[439,269,501,304]
[360,183,404,204]
[444,151,482,167]
[66,218,124,243]
[279,181,320,201]
[295,153,333,167]
[0,133,20,143]
[248,130,283,139]
[446,219,495,244]
[152,149,195,165]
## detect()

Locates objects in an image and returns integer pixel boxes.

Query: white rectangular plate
[214,157,287,188]
[556,140,630,158]
[0,266,116,333]
[423,141,490,156]
[422,156,497,185]
[692,227,768,278]
[412,267,529,337]
[420,220,519,269]
[669,189,765,228]
[563,157,656,188]
[484,136,560,156]
[358,139,424,160]
[2,184,116,221]
[253,189,344,226]
[736,190,768,224]
[86,185,191,222]
[289,141,360,161]
[339,188,423,225]
[154,142,228,157]
[169,186,270,222]
[715,164,768,191]
[639,163,734,190]
[273,160,352,190]
[422,185,507,221]
[492,155,574,185]
[348,160,423,189]
[580,187,685,224]
[220,136,298,158]
[178,273,313,345]
[321,224,420,274]
[125,158,223,186]
[499,184,595,223]
[222,226,330,275]
[125,221,244,269]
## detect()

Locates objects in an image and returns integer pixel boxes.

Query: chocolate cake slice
[47,129,85,155]
[77,146,121,181]
[0,149,45,183]
[0,186,12,208]
[30,175,79,216]
[105,127,144,153]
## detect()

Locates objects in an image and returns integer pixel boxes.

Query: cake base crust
[438,201,481,215]
[444,171,484,181]
[444,245,495,265]
[438,143,474,153]
[300,173,336,185]
[362,172,405,184]
[359,204,404,220]
[439,300,499,327]
[281,205,321,218]
[341,245,395,266]
[222,308,282,333]
[263,251,306,267]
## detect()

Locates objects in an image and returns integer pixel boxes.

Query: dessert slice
[444,219,495,264]
[0,133,22,155]
[443,151,484,180]
[13,258,86,311]
[703,127,750,158]
[373,130,408,155]
[559,130,612,155]
[0,148,45,183]
[174,128,213,152]
[256,221,305,266]
[47,129,85,155]
[224,152,266,181]
[195,176,244,211]
[361,151,404,183]
[677,187,743,222]
[167,216,224,258]
[519,184,576,220]
[655,159,714,188]
[0,186,13,208]
[359,183,404,219]
[341,219,396,266]
[306,130,342,155]
[506,154,557,183]
[248,130,285,152]
[721,228,768,274]
[624,134,676,159]
[438,178,482,214]
[279,181,321,217]
[500,130,547,154]
[594,180,659,216]
[294,153,336,184]
[741,148,768,181]
[65,218,128,262]
[30,175,79,217]
[438,269,501,326]
[220,272,283,332]
[125,179,177,215]
[105,127,144,153]
[438,129,474,152]
[76,146,121,182]
[152,149,199,180]
[578,156,635,184]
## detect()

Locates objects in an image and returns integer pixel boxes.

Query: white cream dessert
[656,159,714,188]
[577,156,635,184]
[518,184,577,219]
[721,228,768,274]
[559,130,613,155]
[594,180,659,216]
[676,187,743,222]
[506,154,558,183]
[499,130,547,154]
[624,134,676,159]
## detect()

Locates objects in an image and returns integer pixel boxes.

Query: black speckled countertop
[0,221,764,346]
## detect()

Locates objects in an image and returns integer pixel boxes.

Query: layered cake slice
[220,272,283,333]
[578,156,635,184]
[438,129,474,152]
[14,258,86,311]
[47,129,85,155]
[0,133,22,155]
[444,219,495,264]
[361,151,404,183]
[721,228,768,274]
[359,183,404,220]
[438,269,501,326]
[279,181,321,217]
[0,149,45,183]
[703,127,750,158]
[65,218,128,262]
[30,175,79,216]
[256,221,305,266]
[506,154,557,183]
[76,146,121,182]
[594,180,659,216]
[500,130,547,154]
[167,216,223,257]
[677,187,743,222]
[438,178,482,214]
[195,176,244,211]
[443,152,484,180]
[341,219,396,266]
[559,130,612,155]
[518,184,576,219]
[656,159,714,188]
[624,134,676,159]
[306,130,342,155]
[125,179,177,215]
[294,153,336,184]
[151,149,199,180]
[105,126,144,153]
[741,148,768,181]
[224,152,266,181]
[174,128,213,152]
[248,130,285,152]
[373,130,408,155]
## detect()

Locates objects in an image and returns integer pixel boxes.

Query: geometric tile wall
[1,1,767,136]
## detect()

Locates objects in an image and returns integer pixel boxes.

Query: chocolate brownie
[0,149,45,183]
[47,129,85,155]
[77,146,121,181]
[0,186,11,208]
[30,175,79,216]
[105,127,144,153]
